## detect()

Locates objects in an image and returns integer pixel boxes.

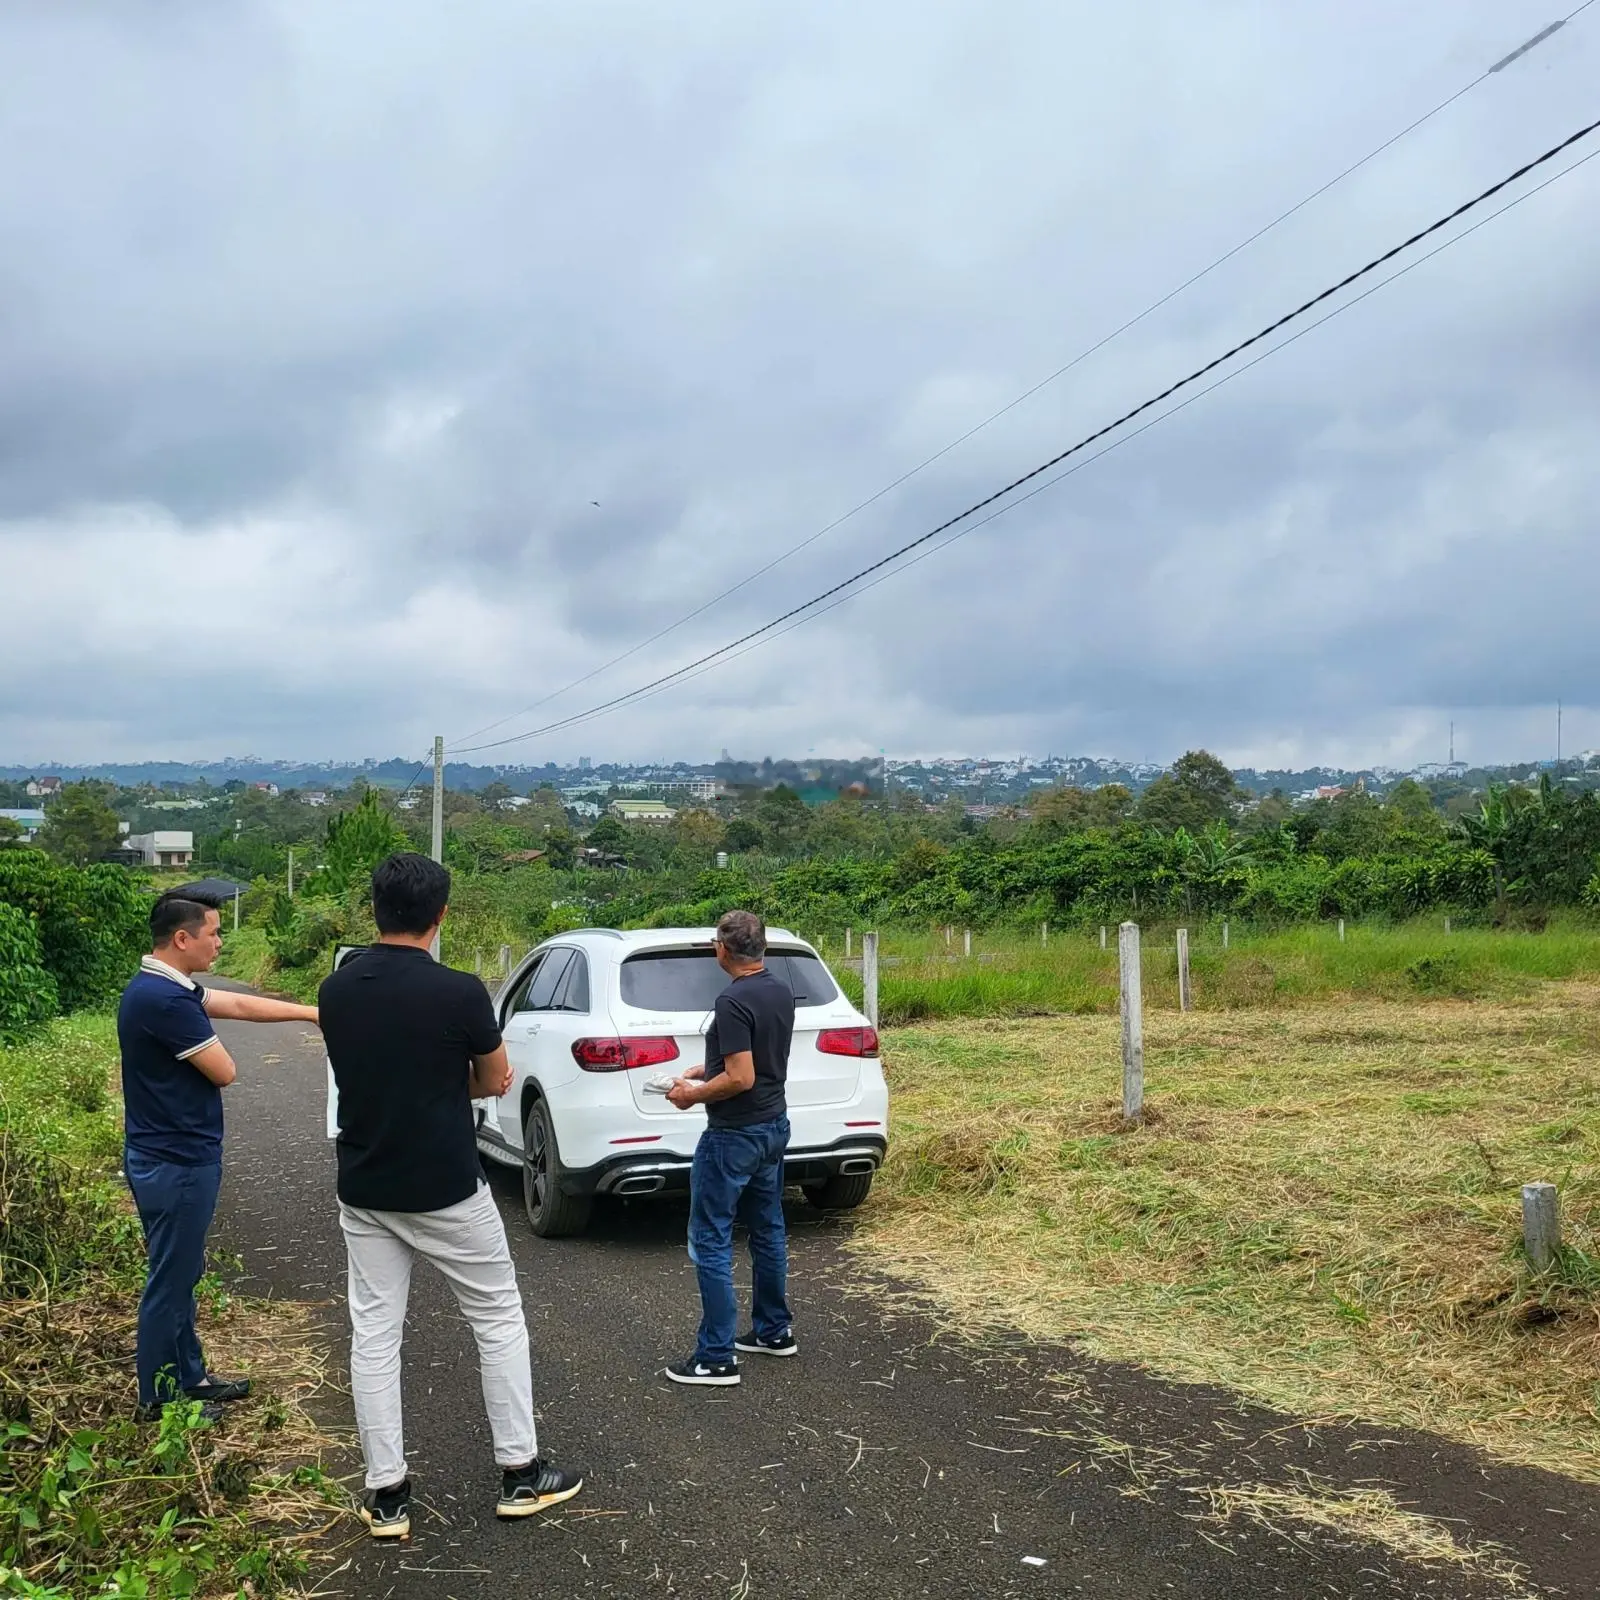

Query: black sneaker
[497,1458,585,1519]
[185,1374,251,1404]
[734,1329,799,1358]
[361,1479,411,1540]
[664,1355,740,1386]
[136,1399,225,1426]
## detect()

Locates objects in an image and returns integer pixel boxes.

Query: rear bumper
[566,1135,888,1199]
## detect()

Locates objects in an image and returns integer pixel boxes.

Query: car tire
[522,1099,592,1238]
[802,1172,874,1211]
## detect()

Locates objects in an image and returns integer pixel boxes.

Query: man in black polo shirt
[320,852,581,1538]
[118,891,320,1421]
[664,909,796,1385]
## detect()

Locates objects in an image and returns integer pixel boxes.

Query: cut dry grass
[855,986,1600,1482]
[1191,1475,1535,1595]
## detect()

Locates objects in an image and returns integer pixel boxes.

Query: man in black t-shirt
[320,853,582,1537]
[664,910,796,1385]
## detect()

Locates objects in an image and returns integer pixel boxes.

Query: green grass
[820,918,1600,1023]
[855,987,1600,1483]
[213,899,531,1001]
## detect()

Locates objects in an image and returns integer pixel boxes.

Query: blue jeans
[687,1116,791,1365]
[124,1150,222,1406]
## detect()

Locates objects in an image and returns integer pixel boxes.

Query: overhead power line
[450,4,1593,753]
[449,111,1600,758]
[462,142,1600,743]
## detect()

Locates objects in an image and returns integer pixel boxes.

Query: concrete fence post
[1100,925,1107,951]
[1444,916,1452,935]
[1119,922,1144,1122]
[1522,1181,1560,1272]
[1177,927,1192,1012]
[862,931,880,1030]
[473,949,483,976]
[963,928,972,958]
[1041,921,1049,948]
[845,927,852,958]
[1338,918,1345,943]
[499,944,512,976]
[1222,920,1229,950]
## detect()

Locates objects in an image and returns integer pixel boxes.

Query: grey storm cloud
[2,0,1598,770]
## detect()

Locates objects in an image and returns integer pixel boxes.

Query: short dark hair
[371,852,450,935]
[715,909,766,960]
[151,892,220,947]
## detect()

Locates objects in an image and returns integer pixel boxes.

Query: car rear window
[619,948,838,1011]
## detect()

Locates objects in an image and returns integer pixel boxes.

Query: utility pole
[1449,720,1454,766]
[287,847,295,899]
[430,735,444,960]
[1557,701,1562,765]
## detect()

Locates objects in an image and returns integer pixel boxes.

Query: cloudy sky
[3,1,1598,771]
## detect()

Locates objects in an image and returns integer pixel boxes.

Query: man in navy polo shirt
[119,890,319,1419]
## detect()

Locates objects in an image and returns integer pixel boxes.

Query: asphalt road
[205,986,1598,1599]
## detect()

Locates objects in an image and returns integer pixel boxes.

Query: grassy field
[0,1016,343,1597]
[823,919,1600,1022]
[855,986,1600,1483]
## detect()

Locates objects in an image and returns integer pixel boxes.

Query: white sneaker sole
[496,1477,583,1518]
[734,1341,799,1357]
[664,1366,740,1386]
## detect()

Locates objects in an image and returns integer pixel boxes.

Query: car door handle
[507,1020,541,1034]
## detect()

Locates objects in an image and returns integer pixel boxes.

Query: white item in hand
[643,1073,679,1096]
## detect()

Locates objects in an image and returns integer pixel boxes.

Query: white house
[609,799,676,824]
[124,830,195,869]
[25,776,62,800]
[0,809,46,840]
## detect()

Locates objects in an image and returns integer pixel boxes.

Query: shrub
[263,893,345,969]
[1406,954,1469,996]
[0,905,57,1043]
[0,855,145,1015]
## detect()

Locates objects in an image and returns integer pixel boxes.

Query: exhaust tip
[613,1173,667,1196]
[838,1157,877,1175]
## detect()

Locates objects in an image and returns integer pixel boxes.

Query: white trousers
[339,1182,536,1489]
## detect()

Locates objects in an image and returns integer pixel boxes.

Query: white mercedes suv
[471,928,888,1237]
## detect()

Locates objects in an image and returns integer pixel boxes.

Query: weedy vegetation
[0,1018,345,1599]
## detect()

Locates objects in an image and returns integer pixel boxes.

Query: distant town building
[304,791,330,806]
[1314,785,1346,801]
[124,830,195,869]
[0,808,46,840]
[611,778,723,802]
[252,781,280,797]
[609,799,676,824]
[578,756,592,771]
[24,776,62,799]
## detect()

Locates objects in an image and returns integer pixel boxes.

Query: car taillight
[817,1026,879,1058]
[571,1036,681,1072]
